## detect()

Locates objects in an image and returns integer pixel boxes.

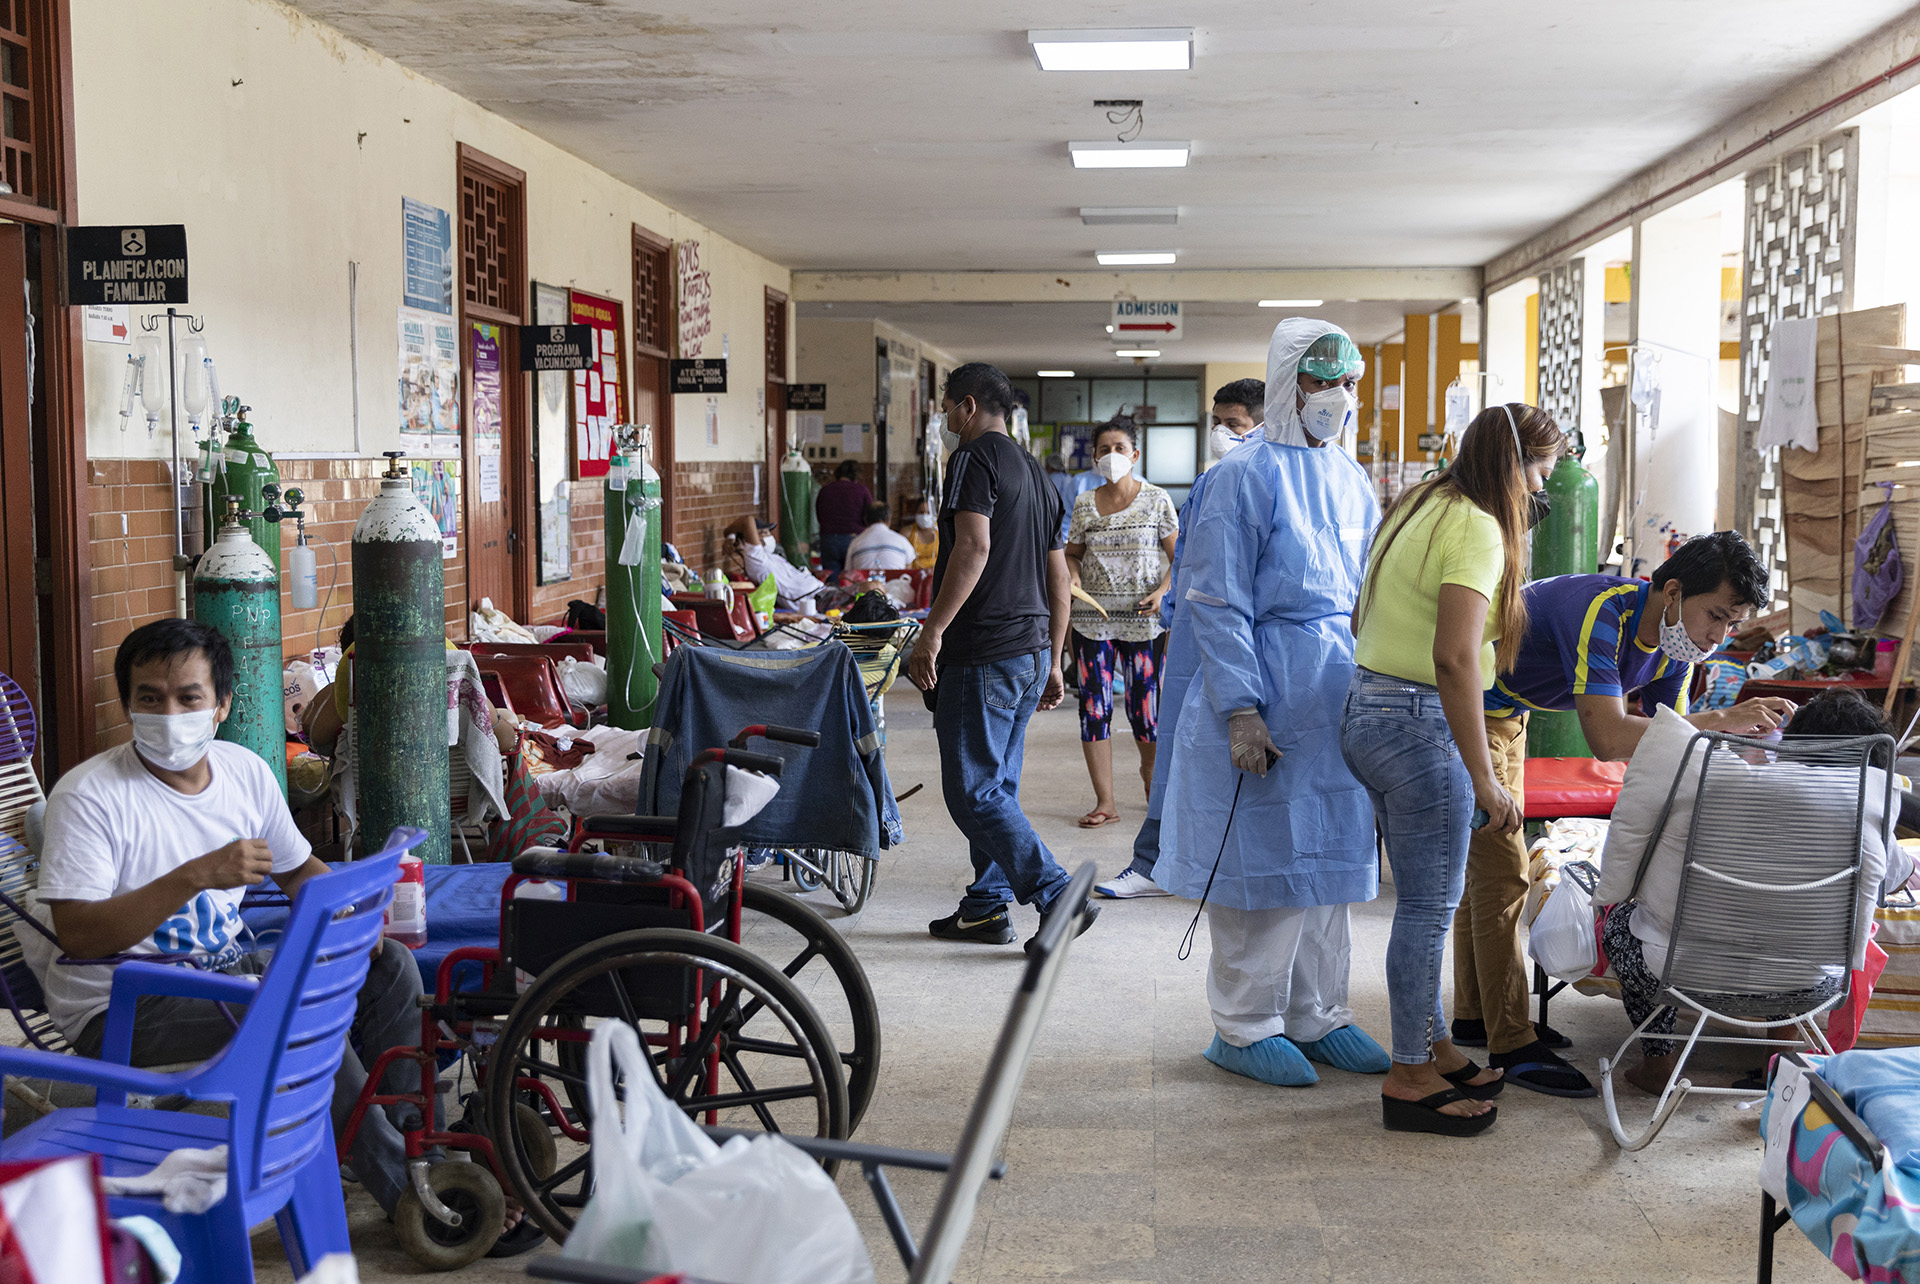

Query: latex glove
[1227,712,1280,777]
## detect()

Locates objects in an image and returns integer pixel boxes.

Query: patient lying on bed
[1592,689,1914,1094]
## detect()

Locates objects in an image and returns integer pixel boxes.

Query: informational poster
[470,322,503,458]
[532,281,572,584]
[796,413,824,445]
[411,459,460,560]
[399,306,460,456]
[837,422,867,457]
[402,197,454,315]
[569,290,624,479]
[677,240,711,357]
[478,454,502,503]
[84,305,130,344]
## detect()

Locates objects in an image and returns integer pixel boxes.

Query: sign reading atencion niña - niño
[67,225,188,305]
[518,323,594,372]
[785,384,826,411]
[671,359,728,394]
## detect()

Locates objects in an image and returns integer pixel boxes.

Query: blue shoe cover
[1296,1025,1392,1074]
[1202,1033,1318,1086]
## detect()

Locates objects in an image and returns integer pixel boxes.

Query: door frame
[0,0,88,776]
[632,225,675,540]
[456,143,532,623]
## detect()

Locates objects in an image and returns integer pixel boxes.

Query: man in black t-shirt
[909,363,1098,952]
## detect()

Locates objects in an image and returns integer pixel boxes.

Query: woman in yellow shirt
[1341,404,1561,1137]
[902,495,939,570]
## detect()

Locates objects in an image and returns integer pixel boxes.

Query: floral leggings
[1602,900,1840,1058]
[1071,631,1164,744]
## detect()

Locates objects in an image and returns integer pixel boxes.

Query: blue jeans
[819,532,853,574]
[935,651,1073,918]
[1339,667,1474,1065]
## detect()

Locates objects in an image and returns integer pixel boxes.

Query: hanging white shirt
[845,523,915,570]
[1755,316,1820,454]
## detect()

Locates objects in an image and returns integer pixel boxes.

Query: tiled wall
[87,457,761,753]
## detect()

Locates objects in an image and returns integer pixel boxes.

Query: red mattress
[1523,757,1625,819]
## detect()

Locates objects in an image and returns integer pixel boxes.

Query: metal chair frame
[1598,730,1895,1149]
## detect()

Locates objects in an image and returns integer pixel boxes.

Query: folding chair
[1598,730,1896,1149]
[526,861,1099,1284]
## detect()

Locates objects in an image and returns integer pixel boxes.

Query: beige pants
[1450,713,1533,1054]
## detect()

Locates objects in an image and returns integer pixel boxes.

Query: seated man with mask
[725,513,825,611]
[20,619,443,1233]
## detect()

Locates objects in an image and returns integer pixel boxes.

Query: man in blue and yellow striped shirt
[1455,531,1796,1097]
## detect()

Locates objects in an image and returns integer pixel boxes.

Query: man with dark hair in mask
[1451,528,1800,1097]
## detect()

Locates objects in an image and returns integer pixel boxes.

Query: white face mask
[1209,425,1253,459]
[914,512,936,530]
[1300,385,1357,442]
[129,709,220,772]
[762,535,777,550]
[1093,453,1135,483]
[930,411,959,454]
[1657,595,1711,665]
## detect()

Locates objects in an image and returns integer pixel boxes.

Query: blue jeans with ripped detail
[1340,667,1476,1066]
[935,650,1073,920]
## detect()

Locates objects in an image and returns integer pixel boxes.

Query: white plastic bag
[1527,859,1600,984]
[557,656,609,707]
[564,1023,875,1284]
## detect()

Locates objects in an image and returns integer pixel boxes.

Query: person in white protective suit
[1156,319,1391,1086]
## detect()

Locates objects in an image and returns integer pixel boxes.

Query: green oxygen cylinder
[193,496,288,795]
[1526,449,1604,759]
[351,451,451,863]
[778,449,817,565]
[203,399,282,572]
[607,425,664,730]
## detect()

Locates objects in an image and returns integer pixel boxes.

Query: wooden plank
[1817,372,1900,425]
[1863,464,1920,487]
[1817,305,1905,363]
[1782,438,1868,483]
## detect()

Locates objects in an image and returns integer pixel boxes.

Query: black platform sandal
[1440,1059,1505,1100]
[1382,1088,1499,1136]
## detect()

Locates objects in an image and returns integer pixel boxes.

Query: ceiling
[800,299,1475,372]
[292,1,1913,275]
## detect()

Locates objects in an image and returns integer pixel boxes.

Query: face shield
[1298,332,1365,384]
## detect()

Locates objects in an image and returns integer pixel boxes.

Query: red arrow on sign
[1116,321,1178,332]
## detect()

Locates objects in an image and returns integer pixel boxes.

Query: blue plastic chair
[0,826,423,1282]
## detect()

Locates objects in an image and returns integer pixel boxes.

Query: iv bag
[618,503,648,567]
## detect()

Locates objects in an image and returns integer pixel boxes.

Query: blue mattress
[241,863,511,992]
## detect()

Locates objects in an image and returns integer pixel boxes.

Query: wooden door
[632,226,675,539]
[458,144,530,623]
[0,227,39,694]
[764,287,788,522]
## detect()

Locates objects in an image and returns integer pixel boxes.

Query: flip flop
[1440,1060,1505,1100]
[1381,1088,1498,1137]
[1078,809,1120,828]
[1490,1041,1597,1098]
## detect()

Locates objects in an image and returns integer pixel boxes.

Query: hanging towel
[1755,316,1820,453]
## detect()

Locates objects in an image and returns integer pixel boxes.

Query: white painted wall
[794,316,959,463]
[72,0,791,465]
[1482,280,1533,411]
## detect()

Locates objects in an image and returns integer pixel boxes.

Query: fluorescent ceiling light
[1259,299,1324,308]
[1029,28,1192,72]
[1097,251,1176,266]
[1070,141,1190,169]
[1080,206,1180,226]
[1114,349,1161,358]
[1036,370,1075,378]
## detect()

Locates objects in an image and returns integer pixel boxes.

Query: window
[0,0,44,203]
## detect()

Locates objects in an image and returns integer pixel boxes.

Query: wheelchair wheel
[393,1159,506,1271]
[485,927,850,1244]
[786,849,824,892]
[828,851,877,915]
[740,882,883,1128]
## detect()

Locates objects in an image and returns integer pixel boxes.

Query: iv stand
[139,307,205,619]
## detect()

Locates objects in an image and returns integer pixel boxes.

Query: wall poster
[569,289,625,479]
[533,281,573,583]
[470,321,503,458]
[677,240,711,357]
[401,197,454,315]
[398,306,461,456]
[411,459,460,560]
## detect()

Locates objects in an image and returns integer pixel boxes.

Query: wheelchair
[341,724,882,1269]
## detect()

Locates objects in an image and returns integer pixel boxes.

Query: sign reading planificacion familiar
[518,324,593,372]
[671,359,728,394]
[67,226,188,305]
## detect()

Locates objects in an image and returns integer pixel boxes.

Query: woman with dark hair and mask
[1342,402,1563,1136]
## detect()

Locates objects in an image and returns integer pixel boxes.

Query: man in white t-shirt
[846,501,915,570]
[22,619,435,1225]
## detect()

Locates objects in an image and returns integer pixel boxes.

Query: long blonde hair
[1355,403,1563,672]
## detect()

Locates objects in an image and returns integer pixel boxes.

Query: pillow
[1593,704,1707,913]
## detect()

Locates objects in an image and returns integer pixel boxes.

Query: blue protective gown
[1138,464,1220,829]
[1157,438,1381,911]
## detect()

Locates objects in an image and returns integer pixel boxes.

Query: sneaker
[1094,869,1171,899]
[928,908,1016,945]
[1452,1018,1570,1050]
[1024,897,1100,955]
